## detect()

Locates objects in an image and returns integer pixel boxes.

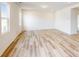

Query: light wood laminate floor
[9,29,79,57]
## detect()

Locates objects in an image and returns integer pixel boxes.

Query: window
[0,3,10,34]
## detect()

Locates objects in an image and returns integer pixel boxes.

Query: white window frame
[0,3,10,34]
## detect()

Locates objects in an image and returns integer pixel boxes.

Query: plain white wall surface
[77,15,79,31]
[75,8,79,32]
[0,3,22,56]
[55,8,71,34]
[71,9,78,34]
[22,10,55,31]
[0,11,1,35]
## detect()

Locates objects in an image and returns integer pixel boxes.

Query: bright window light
[0,3,10,34]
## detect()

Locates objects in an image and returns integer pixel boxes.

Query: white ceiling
[17,2,79,12]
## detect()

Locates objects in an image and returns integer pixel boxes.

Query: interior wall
[71,8,77,34]
[77,15,79,31]
[54,6,79,35]
[0,3,22,56]
[0,11,1,35]
[55,8,71,34]
[22,10,55,31]
[76,8,79,32]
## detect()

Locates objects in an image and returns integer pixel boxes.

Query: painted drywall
[55,8,71,34]
[22,10,55,31]
[0,8,1,35]
[0,3,22,56]
[75,8,79,32]
[71,8,78,34]
[77,15,79,31]
[54,3,79,35]
[54,6,79,35]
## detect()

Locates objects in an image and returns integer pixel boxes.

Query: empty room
[1,2,79,57]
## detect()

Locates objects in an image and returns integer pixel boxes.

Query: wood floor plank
[9,29,79,57]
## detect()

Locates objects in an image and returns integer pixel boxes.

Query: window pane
[1,3,9,18]
[1,18,8,33]
[0,3,10,34]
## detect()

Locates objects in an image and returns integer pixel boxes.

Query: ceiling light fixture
[40,5,48,8]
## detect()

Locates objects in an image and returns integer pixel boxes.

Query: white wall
[0,3,22,56]
[0,8,1,35]
[77,15,79,31]
[54,6,79,35]
[23,10,55,31]
[76,9,79,32]
[23,8,78,35]
[55,8,71,34]
[71,8,78,34]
